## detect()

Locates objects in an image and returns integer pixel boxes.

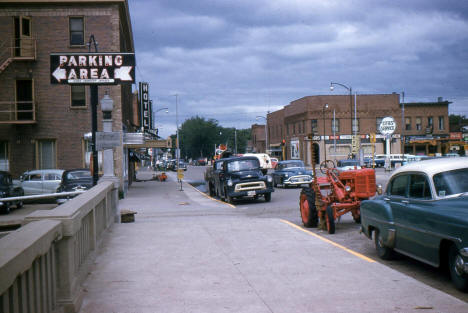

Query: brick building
[253,94,455,165]
[0,0,135,189]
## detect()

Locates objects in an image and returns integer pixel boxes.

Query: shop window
[69,17,84,46]
[438,116,444,130]
[416,117,422,131]
[71,85,86,107]
[36,139,56,169]
[405,117,411,131]
[0,141,8,171]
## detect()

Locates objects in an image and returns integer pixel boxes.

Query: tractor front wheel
[326,205,335,234]
[299,188,318,228]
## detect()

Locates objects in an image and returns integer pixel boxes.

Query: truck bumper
[227,187,274,198]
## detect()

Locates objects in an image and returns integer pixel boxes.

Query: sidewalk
[79,169,467,313]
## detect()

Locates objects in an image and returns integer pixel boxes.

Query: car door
[22,172,43,195]
[43,172,62,194]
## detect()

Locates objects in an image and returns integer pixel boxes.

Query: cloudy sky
[128,0,468,138]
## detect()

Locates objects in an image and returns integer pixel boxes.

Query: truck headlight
[267,175,273,182]
[227,179,233,187]
[345,185,351,192]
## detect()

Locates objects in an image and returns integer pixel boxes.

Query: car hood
[228,170,263,180]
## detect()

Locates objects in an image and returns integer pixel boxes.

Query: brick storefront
[0,0,134,189]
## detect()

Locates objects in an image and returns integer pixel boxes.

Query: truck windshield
[433,168,468,197]
[227,159,259,172]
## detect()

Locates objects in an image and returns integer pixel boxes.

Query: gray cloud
[128,0,468,137]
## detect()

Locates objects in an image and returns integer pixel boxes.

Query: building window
[71,85,86,107]
[37,140,56,169]
[405,117,411,131]
[376,117,383,133]
[302,120,305,134]
[69,17,84,46]
[311,119,318,133]
[416,117,422,130]
[332,119,340,132]
[438,116,445,130]
[292,123,296,134]
[427,116,433,127]
[0,141,8,171]
[352,119,359,133]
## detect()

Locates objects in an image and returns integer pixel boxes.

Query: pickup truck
[206,156,274,204]
[0,171,25,214]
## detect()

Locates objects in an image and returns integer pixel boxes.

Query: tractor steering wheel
[320,160,337,174]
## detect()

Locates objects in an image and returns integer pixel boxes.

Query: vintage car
[215,156,274,203]
[360,157,468,291]
[56,169,93,203]
[336,159,361,171]
[0,171,24,214]
[20,169,64,196]
[272,160,313,188]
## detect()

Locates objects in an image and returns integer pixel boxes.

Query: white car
[20,169,64,195]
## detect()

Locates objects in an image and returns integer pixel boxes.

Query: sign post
[50,38,135,185]
[379,117,396,171]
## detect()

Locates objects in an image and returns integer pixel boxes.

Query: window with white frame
[0,141,8,171]
[438,116,445,130]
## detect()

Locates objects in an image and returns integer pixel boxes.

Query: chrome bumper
[284,175,313,185]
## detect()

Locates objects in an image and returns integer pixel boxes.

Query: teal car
[360,157,468,291]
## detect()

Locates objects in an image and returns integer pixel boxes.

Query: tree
[174,116,251,160]
[449,114,468,132]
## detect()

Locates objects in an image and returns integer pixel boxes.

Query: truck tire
[264,192,271,202]
[299,188,318,228]
[449,244,468,291]
[209,183,215,197]
[1,203,11,215]
[374,229,394,260]
[225,188,234,204]
[326,205,335,234]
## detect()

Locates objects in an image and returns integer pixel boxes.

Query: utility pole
[87,35,99,186]
[401,91,405,156]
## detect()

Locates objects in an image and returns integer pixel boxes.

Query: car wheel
[326,205,335,234]
[299,187,318,228]
[449,244,468,291]
[264,192,271,202]
[209,183,215,197]
[225,188,234,204]
[16,201,23,209]
[353,215,361,224]
[374,229,394,260]
[1,203,11,214]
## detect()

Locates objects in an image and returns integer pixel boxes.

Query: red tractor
[299,159,376,234]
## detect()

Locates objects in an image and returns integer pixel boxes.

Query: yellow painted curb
[280,219,375,263]
[188,182,236,208]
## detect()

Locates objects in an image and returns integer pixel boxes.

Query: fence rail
[0,181,118,313]
[0,101,36,123]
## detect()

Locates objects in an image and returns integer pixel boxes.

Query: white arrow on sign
[52,67,66,82]
[114,66,133,81]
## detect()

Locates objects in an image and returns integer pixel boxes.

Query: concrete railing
[0,181,118,313]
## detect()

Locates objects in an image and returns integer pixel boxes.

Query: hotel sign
[50,52,135,84]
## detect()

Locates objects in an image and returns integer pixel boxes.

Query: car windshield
[227,159,259,172]
[66,170,92,180]
[433,168,468,197]
[280,161,304,169]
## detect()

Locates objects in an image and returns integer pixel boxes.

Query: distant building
[0,0,135,190]
[251,94,458,165]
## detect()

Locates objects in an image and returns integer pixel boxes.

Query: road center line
[280,219,375,263]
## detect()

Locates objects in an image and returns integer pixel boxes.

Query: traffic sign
[50,53,135,85]
[379,117,396,135]
[177,169,184,180]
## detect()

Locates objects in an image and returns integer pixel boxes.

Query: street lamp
[256,115,268,154]
[330,81,354,156]
[322,103,329,162]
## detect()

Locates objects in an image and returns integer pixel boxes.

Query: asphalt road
[182,164,468,303]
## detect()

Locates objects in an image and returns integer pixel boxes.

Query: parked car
[196,158,207,166]
[20,169,64,196]
[270,157,279,169]
[177,160,188,171]
[0,171,24,214]
[56,169,93,203]
[272,160,313,188]
[214,156,274,203]
[336,159,361,171]
[360,157,468,291]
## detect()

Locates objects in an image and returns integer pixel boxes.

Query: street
[181,165,468,303]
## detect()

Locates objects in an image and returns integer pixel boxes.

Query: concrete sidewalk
[79,169,467,313]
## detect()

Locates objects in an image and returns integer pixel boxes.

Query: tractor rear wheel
[326,205,335,234]
[299,187,318,228]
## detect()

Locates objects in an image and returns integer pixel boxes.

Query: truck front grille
[234,181,266,192]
